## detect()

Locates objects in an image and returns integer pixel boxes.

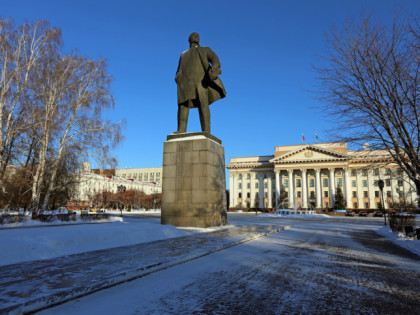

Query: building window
[238,174,242,180]
[351,169,357,176]
[296,171,301,176]
[284,179,289,188]
[363,191,368,197]
[362,180,368,187]
[296,179,301,188]
[324,191,328,197]
[246,173,251,179]
[323,178,328,187]
[337,178,343,187]
[238,193,242,198]
[337,170,342,175]
[264,192,268,198]
[385,169,391,175]
[310,191,315,198]
[398,179,403,186]
[309,171,314,176]
[247,183,250,189]
[297,191,301,198]
[325,202,329,208]
[373,169,379,175]
[375,191,379,197]
[255,182,259,189]
[264,182,268,189]
[386,191,392,197]
[353,202,358,208]
[247,192,250,198]
[374,180,378,187]
[352,180,356,187]
[323,171,328,176]
[386,179,391,187]
[352,191,357,197]
[362,170,368,176]
[238,183,242,189]
[364,202,369,208]
[309,179,315,187]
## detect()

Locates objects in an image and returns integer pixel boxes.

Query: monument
[161,32,227,227]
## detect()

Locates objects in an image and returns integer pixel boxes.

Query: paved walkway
[0,224,286,314]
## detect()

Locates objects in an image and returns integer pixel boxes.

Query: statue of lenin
[175,32,226,134]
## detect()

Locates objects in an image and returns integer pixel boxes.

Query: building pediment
[269,145,351,164]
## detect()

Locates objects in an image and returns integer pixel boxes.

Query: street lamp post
[378,179,386,225]
[117,185,126,217]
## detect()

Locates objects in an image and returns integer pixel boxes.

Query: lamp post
[117,185,126,217]
[378,179,386,225]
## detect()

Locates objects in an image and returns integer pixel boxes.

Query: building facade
[115,167,162,184]
[70,163,162,208]
[226,142,417,212]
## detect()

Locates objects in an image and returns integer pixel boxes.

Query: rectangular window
[323,178,328,187]
[324,191,328,197]
[353,202,358,209]
[247,183,251,189]
[238,174,243,179]
[337,178,343,188]
[247,192,250,198]
[309,179,315,187]
[351,170,357,176]
[325,202,329,208]
[246,173,251,179]
[352,191,357,197]
[362,170,368,176]
[364,202,369,208]
[238,193,242,198]
[264,182,268,189]
[297,191,301,198]
[284,179,289,188]
[363,191,368,197]
[398,179,403,186]
[255,182,259,189]
[386,179,391,187]
[386,191,392,197]
[373,169,379,175]
[385,169,391,175]
[374,180,378,187]
[310,191,315,198]
[264,192,268,198]
[375,191,379,197]
[238,183,242,189]
[296,179,301,188]
[352,180,356,187]
[362,180,368,187]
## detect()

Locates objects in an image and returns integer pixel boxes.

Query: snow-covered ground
[37,215,420,315]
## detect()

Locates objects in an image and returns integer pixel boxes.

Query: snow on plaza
[1,211,419,314]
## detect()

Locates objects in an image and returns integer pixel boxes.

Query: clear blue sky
[1,0,418,173]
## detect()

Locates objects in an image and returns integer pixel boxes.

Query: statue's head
[188,32,200,45]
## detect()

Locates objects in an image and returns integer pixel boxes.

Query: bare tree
[0,18,61,181]
[314,13,420,205]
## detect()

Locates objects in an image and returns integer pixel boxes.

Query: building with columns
[226,142,417,212]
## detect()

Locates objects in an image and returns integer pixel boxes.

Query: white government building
[76,163,161,202]
[226,142,417,212]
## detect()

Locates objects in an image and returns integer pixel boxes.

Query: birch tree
[314,13,420,206]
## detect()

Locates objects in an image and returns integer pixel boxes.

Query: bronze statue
[175,32,226,134]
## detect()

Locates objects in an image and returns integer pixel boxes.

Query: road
[39,215,420,314]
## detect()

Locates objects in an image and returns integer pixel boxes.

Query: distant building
[115,167,162,184]
[68,163,161,209]
[226,142,417,212]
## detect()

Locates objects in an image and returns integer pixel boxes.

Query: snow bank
[376,226,420,256]
[0,219,193,266]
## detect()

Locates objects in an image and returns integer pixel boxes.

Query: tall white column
[229,173,234,207]
[329,168,335,208]
[367,170,375,209]
[344,167,351,209]
[288,169,295,209]
[250,173,255,208]
[242,174,246,206]
[268,175,273,208]
[301,169,308,209]
[275,170,280,206]
[258,174,264,208]
[232,173,238,207]
[315,169,322,209]
[357,170,364,209]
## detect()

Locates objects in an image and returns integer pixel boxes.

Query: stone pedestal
[161,132,227,227]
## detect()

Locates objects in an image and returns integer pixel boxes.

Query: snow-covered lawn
[0,216,192,266]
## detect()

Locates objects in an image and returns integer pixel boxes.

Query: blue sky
[1,0,418,174]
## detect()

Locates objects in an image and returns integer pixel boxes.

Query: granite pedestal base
[161,132,227,227]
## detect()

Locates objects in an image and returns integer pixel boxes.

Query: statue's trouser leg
[177,104,189,133]
[198,103,210,133]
